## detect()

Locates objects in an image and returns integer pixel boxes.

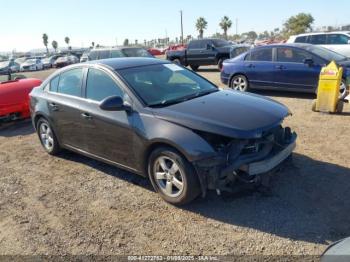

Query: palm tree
[219,16,232,39]
[52,40,58,53]
[64,37,70,50]
[42,33,49,54]
[196,17,208,39]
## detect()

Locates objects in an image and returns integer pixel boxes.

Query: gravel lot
[0,65,350,256]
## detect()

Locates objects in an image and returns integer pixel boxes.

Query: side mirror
[206,44,211,50]
[99,96,131,112]
[303,58,314,66]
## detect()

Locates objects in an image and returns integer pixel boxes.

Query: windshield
[118,63,218,107]
[26,59,36,63]
[212,39,230,47]
[121,48,152,57]
[306,45,347,62]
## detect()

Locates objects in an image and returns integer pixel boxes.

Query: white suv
[287,32,350,57]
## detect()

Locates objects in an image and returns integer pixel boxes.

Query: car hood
[152,90,290,139]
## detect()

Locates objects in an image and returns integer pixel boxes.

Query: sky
[1,0,349,52]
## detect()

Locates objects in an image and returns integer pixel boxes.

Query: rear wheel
[37,118,60,155]
[340,79,348,99]
[230,75,249,92]
[190,65,199,71]
[218,58,224,70]
[148,147,200,205]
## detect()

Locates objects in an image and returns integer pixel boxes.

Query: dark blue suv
[221,43,350,98]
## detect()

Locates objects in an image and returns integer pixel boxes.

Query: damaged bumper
[193,126,297,194]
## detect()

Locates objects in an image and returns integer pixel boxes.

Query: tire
[172,58,181,65]
[36,118,61,155]
[340,79,348,99]
[218,58,224,70]
[336,101,344,113]
[148,147,200,205]
[190,65,199,71]
[230,74,249,92]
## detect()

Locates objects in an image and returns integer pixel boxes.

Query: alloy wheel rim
[39,123,54,151]
[340,81,347,98]
[153,156,184,198]
[232,77,247,91]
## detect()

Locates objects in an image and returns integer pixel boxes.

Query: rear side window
[188,40,201,49]
[277,47,311,63]
[309,34,326,45]
[86,68,123,101]
[49,75,59,92]
[327,34,350,45]
[57,68,83,97]
[247,48,272,62]
[295,36,308,43]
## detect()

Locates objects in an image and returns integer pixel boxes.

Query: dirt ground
[0,66,350,256]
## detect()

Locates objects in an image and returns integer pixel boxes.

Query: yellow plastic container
[313,61,343,113]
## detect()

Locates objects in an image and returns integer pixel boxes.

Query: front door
[274,47,321,91]
[79,67,135,168]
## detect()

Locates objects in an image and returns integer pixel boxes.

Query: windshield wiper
[149,89,218,108]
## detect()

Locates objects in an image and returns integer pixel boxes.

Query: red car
[0,72,42,121]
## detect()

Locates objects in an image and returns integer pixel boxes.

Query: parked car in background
[288,31,350,57]
[148,48,164,56]
[54,55,79,68]
[20,58,43,71]
[166,38,232,70]
[30,58,296,205]
[0,71,42,121]
[221,43,350,98]
[42,55,62,69]
[230,44,251,59]
[0,60,20,73]
[82,47,153,62]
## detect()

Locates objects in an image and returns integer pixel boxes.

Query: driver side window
[86,68,124,101]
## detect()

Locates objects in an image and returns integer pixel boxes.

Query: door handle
[81,112,93,120]
[275,65,285,70]
[247,63,255,68]
[49,102,59,111]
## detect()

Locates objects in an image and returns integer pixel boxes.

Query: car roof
[87,57,170,70]
[254,43,313,49]
[291,31,350,37]
[91,46,145,52]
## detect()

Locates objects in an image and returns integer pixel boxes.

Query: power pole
[180,10,184,44]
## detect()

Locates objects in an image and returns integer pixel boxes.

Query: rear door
[273,47,321,91]
[45,68,88,150]
[79,67,135,167]
[186,40,207,65]
[243,47,274,88]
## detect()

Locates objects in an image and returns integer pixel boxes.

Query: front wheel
[172,58,181,65]
[230,75,249,92]
[148,147,200,205]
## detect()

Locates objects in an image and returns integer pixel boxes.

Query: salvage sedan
[30,58,297,205]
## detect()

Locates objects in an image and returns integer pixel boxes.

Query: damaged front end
[193,125,297,196]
